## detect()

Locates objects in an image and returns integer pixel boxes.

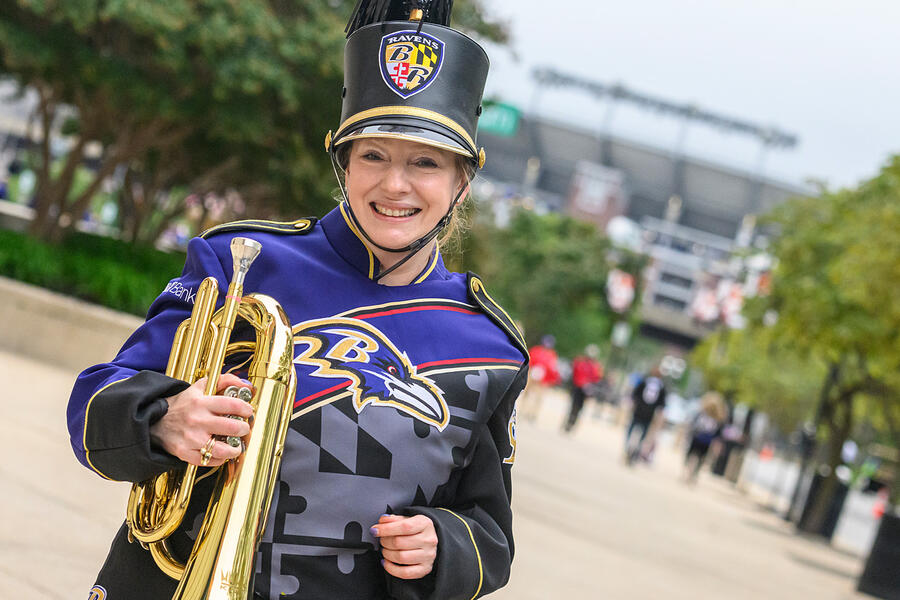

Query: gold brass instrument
[125,237,297,599]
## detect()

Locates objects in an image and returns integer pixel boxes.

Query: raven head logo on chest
[293,318,448,430]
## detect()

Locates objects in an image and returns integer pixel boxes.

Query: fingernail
[380,559,385,567]
[240,378,251,385]
[380,513,390,518]
[370,526,379,536]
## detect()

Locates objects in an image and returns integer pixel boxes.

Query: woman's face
[345,137,463,251]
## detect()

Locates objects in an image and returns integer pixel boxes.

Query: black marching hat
[326,0,490,168]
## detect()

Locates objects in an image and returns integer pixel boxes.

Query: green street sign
[478,102,521,137]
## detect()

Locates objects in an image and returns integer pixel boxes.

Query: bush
[0,229,186,316]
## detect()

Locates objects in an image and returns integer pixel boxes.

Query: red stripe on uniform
[356,305,478,319]
[417,357,521,370]
[294,380,352,408]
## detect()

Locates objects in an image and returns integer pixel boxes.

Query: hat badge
[379,30,445,98]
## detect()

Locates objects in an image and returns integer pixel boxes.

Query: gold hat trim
[334,106,477,153]
[335,130,472,158]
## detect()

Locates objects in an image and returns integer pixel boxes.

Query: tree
[453,207,645,359]
[694,156,900,527]
[0,0,507,244]
[691,326,823,433]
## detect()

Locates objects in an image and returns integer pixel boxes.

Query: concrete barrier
[0,276,143,373]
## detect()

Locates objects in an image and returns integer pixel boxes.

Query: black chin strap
[330,150,470,282]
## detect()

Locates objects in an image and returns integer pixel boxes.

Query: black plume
[345,0,454,36]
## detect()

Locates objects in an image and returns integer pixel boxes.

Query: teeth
[374,204,417,217]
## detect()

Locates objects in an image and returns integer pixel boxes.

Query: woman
[682,392,727,484]
[67,3,528,599]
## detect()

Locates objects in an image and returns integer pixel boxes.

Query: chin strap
[330,150,470,282]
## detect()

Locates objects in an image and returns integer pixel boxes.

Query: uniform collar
[320,203,449,284]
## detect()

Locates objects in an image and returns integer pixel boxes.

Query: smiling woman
[65,1,529,599]
[340,138,470,284]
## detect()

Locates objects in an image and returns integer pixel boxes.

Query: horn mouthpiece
[231,237,262,286]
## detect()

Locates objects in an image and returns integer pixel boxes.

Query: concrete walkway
[1,349,871,599]
[494,398,870,600]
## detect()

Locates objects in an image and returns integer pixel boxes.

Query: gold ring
[200,436,216,466]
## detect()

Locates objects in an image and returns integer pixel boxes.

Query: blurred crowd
[518,334,759,488]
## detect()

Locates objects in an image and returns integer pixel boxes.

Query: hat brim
[335,125,471,158]
[334,119,474,159]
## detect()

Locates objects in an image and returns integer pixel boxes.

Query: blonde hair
[438,154,475,250]
[700,392,727,422]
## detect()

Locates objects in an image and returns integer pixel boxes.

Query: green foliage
[751,160,900,370]
[0,228,184,315]
[698,156,900,410]
[0,0,508,242]
[451,0,510,43]
[456,207,645,358]
[693,155,900,505]
[691,327,824,432]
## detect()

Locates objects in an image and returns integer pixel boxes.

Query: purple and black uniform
[68,204,528,600]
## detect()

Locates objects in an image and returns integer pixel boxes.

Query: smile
[372,203,420,218]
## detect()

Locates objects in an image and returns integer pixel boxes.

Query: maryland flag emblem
[379,30,445,98]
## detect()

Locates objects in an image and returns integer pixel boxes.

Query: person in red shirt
[519,335,560,422]
[563,344,604,432]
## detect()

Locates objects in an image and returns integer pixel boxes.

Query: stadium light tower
[528,67,800,220]
[530,67,798,149]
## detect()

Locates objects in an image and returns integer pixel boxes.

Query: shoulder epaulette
[200,217,317,239]
[467,272,528,359]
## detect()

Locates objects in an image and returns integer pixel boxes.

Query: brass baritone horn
[125,237,297,599]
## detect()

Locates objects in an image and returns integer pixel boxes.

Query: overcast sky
[479,0,900,189]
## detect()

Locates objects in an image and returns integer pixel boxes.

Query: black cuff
[387,506,499,600]
[84,370,189,482]
[384,566,436,600]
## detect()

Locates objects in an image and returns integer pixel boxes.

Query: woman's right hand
[150,373,255,467]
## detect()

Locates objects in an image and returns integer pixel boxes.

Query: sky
[478,0,900,189]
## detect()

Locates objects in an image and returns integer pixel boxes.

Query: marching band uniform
[67,2,527,599]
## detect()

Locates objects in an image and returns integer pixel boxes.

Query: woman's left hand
[372,514,438,579]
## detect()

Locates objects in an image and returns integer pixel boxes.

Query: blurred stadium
[474,69,810,348]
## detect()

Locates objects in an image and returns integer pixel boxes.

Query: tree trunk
[143,191,186,246]
[59,154,123,238]
[29,182,70,243]
[119,167,138,243]
[785,361,840,521]
[799,390,853,536]
[27,84,65,242]
[26,101,194,243]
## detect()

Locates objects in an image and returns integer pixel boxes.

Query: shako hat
[326,0,489,168]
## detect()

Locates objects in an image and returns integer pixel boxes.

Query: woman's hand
[372,514,438,579]
[150,373,254,467]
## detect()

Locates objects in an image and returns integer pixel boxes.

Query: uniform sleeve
[66,236,230,482]
[387,364,527,600]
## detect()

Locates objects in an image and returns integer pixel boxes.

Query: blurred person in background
[519,334,560,422]
[563,344,603,433]
[623,367,668,465]
[682,391,727,484]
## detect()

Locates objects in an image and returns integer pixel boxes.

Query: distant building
[477,114,811,346]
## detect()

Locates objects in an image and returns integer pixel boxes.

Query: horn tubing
[124,238,298,600]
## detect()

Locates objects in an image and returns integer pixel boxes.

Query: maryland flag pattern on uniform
[379,30,445,98]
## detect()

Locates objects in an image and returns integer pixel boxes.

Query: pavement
[1,348,874,599]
